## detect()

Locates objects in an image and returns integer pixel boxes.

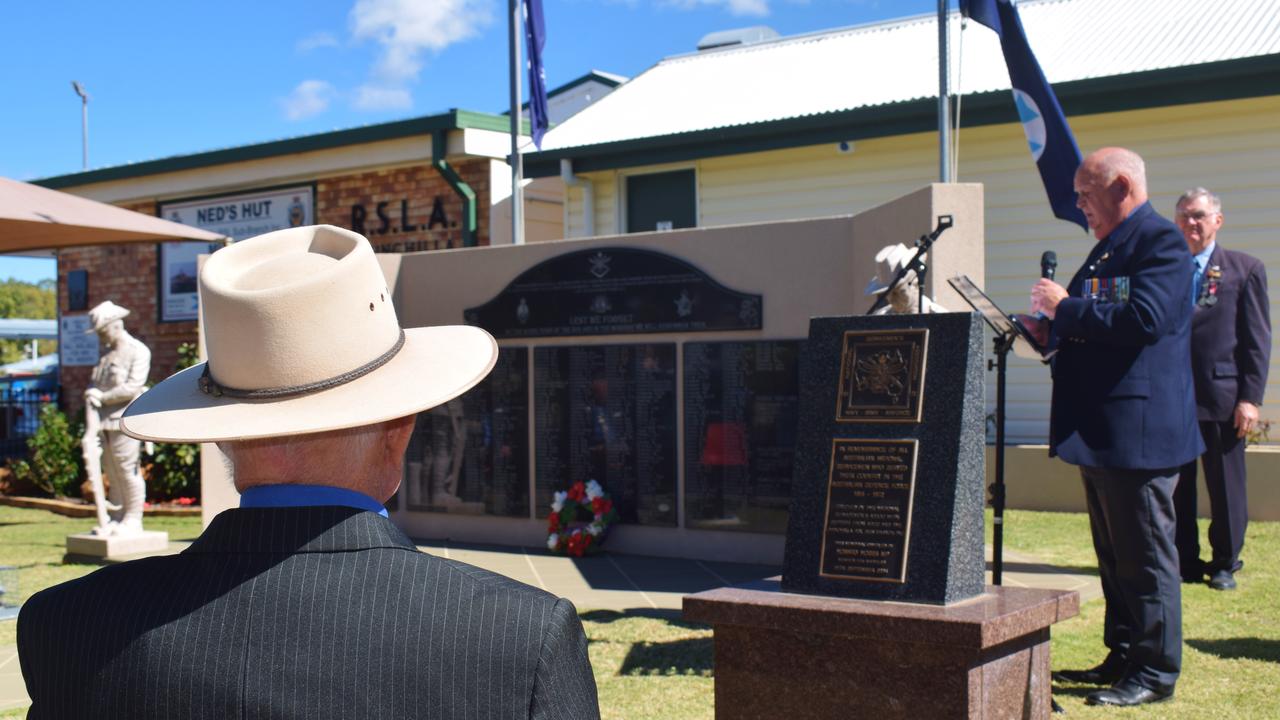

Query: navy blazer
[1189,244,1271,421]
[1049,201,1204,469]
[18,506,601,720]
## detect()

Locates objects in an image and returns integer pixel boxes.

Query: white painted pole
[937,0,951,183]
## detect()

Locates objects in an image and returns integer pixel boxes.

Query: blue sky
[2,0,940,283]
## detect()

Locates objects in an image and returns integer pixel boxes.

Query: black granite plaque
[836,329,927,423]
[464,247,762,338]
[683,340,802,534]
[819,439,917,582]
[402,347,529,516]
[783,313,985,605]
[534,344,677,526]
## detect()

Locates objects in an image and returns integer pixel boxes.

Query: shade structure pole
[508,0,526,245]
[937,0,951,182]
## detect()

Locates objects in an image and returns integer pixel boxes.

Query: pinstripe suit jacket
[18,506,600,719]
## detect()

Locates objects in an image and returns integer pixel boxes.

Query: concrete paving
[0,642,24,714]
[0,540,1100,713]
[416,539,1103,611]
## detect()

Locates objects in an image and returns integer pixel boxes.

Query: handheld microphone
[1041,251,1058,281]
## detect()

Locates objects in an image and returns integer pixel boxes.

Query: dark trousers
[1081,466,1182,691]
[1175,420,1248,575]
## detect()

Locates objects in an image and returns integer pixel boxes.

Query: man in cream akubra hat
[18,225,601,719]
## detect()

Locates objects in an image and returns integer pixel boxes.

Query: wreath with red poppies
[547,480,618,557]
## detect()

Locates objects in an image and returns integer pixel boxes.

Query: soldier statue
[81,301,152,536]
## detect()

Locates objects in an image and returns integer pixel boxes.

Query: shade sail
[0,175,226,252]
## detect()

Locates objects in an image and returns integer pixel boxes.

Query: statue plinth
[66,530,170,560]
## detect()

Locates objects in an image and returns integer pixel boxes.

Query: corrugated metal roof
[540,0,1280,151]
[0,319,57,340]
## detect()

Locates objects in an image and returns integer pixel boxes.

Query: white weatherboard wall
[386,185,982,563]
[563,95,1280,444]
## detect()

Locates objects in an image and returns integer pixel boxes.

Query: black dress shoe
[1209,569,1237,591]
[1052,660,1126,686]
[1086,682,1173,707]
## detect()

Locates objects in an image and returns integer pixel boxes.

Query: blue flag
[523,0,549,149]
[962,0,1088,230]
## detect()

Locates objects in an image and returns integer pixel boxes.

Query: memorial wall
[385,183,983,563]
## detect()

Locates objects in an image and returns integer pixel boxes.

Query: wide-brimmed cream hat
[121,225,497,443]
[85,300,130,332]
[863,243,922,296]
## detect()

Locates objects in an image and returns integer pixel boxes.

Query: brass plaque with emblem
[835,329,928,423]
[819,438,918,583]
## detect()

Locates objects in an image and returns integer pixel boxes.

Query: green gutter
[432,129,478,247]
[35,109,526,190]
[524,54,1280,178]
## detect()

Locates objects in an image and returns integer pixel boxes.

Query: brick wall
[57,200,197,418]
[56,159,493,414]
[315,159,493,252]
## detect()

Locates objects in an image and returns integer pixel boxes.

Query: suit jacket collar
[1103,200,1155,255]
[1069,202,1157,292]
[185,505,418,555]
[1208,242,1225,267]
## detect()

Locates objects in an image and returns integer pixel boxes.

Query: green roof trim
[549,71,626,98]
[36,109,527,190]
[503,70,627,116]
[525,54,1280,177]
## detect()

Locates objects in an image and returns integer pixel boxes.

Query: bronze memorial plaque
[819,438,918,582]
[835,329,928,423]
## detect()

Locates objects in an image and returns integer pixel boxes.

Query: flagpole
[508,0,526,245]
[937,0,951,183]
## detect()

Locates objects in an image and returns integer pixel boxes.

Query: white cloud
[350,0,494,84]
[663,0,771,17]
[280,80,337,120]
[296,31,341,52]
[352,84,413,111]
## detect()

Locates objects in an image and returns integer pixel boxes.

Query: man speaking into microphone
[1027,147,1201,708]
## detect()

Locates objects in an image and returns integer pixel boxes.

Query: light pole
[71,81,89,170]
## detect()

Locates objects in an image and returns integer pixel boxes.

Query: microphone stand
[988,326,1016,587]
[866,215,954,315]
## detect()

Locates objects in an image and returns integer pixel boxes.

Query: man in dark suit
[1173,187,1270,591]
[18,225,600,719]
[1029,148,1202,708]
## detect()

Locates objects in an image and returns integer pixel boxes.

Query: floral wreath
[547,480,618,557]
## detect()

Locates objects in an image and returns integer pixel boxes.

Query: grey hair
[1176,187,1222,214]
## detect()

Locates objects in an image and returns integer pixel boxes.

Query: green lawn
[3,505,1278,719]
[993,509,1280,718]
[0,506,203,648]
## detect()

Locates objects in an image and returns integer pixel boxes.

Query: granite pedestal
[66,530,169,560]
[783,313,986,604]
[684,578,1078,720]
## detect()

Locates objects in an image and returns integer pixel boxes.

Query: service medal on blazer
[1198,264,1221,308]
[1084,276,1131,304]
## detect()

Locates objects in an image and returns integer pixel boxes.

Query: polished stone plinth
[783,313,987,604]
[684,578,1078,720]
[66,531,170,560]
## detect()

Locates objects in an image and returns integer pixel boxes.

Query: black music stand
[947,275,1054,586]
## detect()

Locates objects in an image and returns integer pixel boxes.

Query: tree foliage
[0,278,56,366]
[8,404,84,498]
[141,342,202,501]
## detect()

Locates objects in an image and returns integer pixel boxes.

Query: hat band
[197,329,406,400]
